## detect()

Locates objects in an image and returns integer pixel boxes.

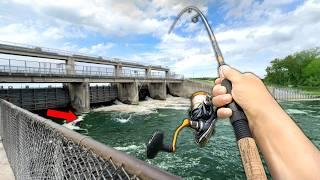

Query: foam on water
[286,109,308,114]
[114,144,140,151]
[62,113,88,133]
[113,144,145,154]
[93,96,190,114]
[114,114,132,123]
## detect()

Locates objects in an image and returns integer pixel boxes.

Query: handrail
[0,40,170,69]
[0,57,184,79]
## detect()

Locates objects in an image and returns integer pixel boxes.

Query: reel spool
[146,91,217,159]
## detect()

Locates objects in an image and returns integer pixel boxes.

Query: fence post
[8,59,11,73]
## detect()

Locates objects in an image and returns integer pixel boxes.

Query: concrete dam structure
[0,41,213,114]
[0,41,213,180]
[0,41,315,113]
[0,80,212,112]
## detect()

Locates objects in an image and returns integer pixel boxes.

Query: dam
[0,41,212,180]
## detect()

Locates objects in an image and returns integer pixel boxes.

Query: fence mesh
[0,99,178,180]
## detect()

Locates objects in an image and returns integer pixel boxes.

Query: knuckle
[243,72,256,79]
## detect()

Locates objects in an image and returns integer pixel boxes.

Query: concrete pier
[148,82,167,100]
[0,138,15,180]
[68,82,90,114]
[117,81,139,104]
[66,57,75,75]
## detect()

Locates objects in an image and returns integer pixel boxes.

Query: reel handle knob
[146,131,173,159]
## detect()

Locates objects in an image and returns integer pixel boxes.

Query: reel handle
[221,79,267,180]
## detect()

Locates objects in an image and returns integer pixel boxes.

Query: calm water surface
[79,97,320,180]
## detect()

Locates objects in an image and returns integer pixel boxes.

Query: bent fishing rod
[146,6,267,180]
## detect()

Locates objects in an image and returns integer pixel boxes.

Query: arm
[212,65,320,179]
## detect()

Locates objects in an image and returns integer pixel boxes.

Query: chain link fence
[0,99,179,180]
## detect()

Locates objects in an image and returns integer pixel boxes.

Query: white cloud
[129,0,320,77]
[9,0,207,36]
[0,0,319,78]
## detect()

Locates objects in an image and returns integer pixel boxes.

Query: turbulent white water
[93,95,190,115]
[79,96,320,179]
[62,113,88,132]
[286,109,308,114]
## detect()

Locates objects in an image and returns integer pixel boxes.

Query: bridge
[0,41,213,180]
[0,41,185,113]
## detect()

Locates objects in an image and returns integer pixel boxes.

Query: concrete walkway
[0,138,15,180]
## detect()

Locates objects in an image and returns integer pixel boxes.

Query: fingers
[217,108,232,118]
[215,78,222,84]
[212,84,227,96]
[212,94,232,107]
[220,65,242,82]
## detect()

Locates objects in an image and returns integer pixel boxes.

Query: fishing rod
[146,6,267,180]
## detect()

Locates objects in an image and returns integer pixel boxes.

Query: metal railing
[0,40,169,69]
[0,58,184,79]
[0,99,179,180]
[268,86,320,101]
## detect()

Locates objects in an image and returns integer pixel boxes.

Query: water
[78,97,320,179]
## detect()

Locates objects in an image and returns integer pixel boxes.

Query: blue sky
[0,0,319,77]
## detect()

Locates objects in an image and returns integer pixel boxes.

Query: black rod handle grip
[221,79,252,140]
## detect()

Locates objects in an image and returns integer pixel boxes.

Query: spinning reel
[146,91,217,159]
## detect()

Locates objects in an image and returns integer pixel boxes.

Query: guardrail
[0,58,184,79]
[0,99,180,180]
[268,86,320,101]
[0,40,170,69]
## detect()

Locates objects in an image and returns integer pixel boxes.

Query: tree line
[264,48,320,87]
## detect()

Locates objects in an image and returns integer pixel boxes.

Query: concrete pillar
[117,81,139,104]
[66,57,75,75]
[148,81,167,100]
[68,82,90,114]
[165,70,170,78]
[167,82,183,97]
[146,66,151,78]
[115,64,122,77]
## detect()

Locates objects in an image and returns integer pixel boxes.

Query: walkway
[0,137,14,180]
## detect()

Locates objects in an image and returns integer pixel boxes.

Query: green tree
[265,48,320,87]
[303,59,320,86]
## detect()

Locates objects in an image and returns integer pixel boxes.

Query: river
[77,96,320,180]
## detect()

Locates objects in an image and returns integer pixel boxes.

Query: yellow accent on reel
[171,119,190,152]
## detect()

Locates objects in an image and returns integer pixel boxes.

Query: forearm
[248,99,320,179]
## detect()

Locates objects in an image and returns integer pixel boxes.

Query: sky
[0,0,319,78]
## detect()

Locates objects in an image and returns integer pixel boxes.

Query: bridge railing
[0,40,170,69]
[0,99,179,180]
[0,57,184,79]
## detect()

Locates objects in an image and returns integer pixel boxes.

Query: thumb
[220,65,242,82]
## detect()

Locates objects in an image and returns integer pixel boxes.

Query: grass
[298,87,320,96]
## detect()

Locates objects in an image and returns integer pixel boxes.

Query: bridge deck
[0,71,183,83]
